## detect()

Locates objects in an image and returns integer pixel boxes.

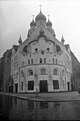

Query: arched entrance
[39,80,48,92]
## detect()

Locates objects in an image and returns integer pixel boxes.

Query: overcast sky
[0,0,80,62]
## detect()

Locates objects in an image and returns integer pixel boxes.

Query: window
[56,59,57,64]
[35,48,38,52]
[23,45,28,52]
[56,45,61,52]
[47,48,50,52]
[40,58,42,63]
[40,68,46,75]
[28,59,30,65]
[53,59,54,64]
[44,58,46,63]
[31,59,33,64]
[53,80,59,89]
[21,82,23,90]
[21,70,24,77]
[62,69,65,76]
[53,68,58,75]
[28,69,33,76]
[28,81,34,90]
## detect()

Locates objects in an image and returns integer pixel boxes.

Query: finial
[32,15,34,20]
[39,4,42,12]
[48,14,50,20]
[18,34,22,45]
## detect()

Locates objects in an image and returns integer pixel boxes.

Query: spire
[18,35,22,45]
[39,4,42,12]
[61,34,65,44]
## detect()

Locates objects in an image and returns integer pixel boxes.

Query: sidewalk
[0,91,80,102]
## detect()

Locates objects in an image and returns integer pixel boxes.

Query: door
[39,80,48,92]
[67,82,70,91]
[15,83,18,93]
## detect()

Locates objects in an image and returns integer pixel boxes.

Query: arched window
[56,45,61,52]
[21,70,24,77]
[62,69,65,76]
[40,68,47,75]
[53,68,58,75]
[56,59,57,64]
[40,58,42,63]
[27,69,33,76]
[53,58,54,64]
[31,59,33,64]
[44,58,46,63]
[28,59,30,65]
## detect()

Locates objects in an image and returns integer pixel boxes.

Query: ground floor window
[28,81,34,90]
[53,80,59,89]
[21,82,23,90]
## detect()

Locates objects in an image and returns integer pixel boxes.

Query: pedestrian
[36,88,39,98]
[78,88,80,94]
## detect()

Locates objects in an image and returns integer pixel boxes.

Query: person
[78,88,80,94]
[36,88,39,98]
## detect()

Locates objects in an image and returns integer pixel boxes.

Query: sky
[0,0,80,62]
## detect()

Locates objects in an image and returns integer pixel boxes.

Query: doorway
[15,83,18,93]
[67,82,70,91]
[39,80,48,92]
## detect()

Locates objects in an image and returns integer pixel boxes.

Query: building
[0,57,4,91]
[11,9,72,93]
[2,49,12,92]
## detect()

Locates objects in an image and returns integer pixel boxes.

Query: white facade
[11,10,72,93]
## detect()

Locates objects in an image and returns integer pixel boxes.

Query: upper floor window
[40,68,47,75]
[21,70,24,77]
[27,69,33,76]
[40,58,42,63]
[44,58,46,63]
[56,59,57,64]
[28,59,30,65]
[53,68,58,75]
[53,58,54,64]
[35,48,38,52]
[62,69,65,76]
[47,48,50,52]
[31,59,33,64]
[56,45,61,52]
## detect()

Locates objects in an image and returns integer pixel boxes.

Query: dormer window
[23,45,28,53]
[56,45,61,52]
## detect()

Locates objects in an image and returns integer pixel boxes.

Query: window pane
[53,69,58,75]
[21,82,23,90]
[29,70,33,75]
[28,81,34,90]
[41,68,46,75]
[44,58,46,63]
[53,80,59,89]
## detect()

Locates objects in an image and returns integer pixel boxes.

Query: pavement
[0,91,80,102]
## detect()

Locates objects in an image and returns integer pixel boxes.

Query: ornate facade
[11,10,72,93]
